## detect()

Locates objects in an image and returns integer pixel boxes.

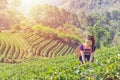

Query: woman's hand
[81,51,85,64]
[89,52,94,63]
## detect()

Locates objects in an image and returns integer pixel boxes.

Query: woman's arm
[81,51,85,64]
[89,52,94,63]
[90,46,96,63]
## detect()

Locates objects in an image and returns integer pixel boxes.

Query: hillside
[0,1,119,80]
[0,31,76,63]
[60,0,120,13]
[0,46,119,79]
[0,32,29,63]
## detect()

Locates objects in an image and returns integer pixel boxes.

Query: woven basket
[74,46,81,57]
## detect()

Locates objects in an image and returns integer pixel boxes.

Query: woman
[79,35,96,64]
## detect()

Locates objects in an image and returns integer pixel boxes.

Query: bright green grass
[0,46,119,80]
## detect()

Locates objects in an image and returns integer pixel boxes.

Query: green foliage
[30,4,80,28]
[11,24,22,33]
[0,8,28,29]
[32,24,82,43]
[87,25,112,48]
[0,32,29,63]
[21,31,74,58]
[112,32,120,46]
[0,31,76,63]
[0,46,119,80]
[85,10,120,48]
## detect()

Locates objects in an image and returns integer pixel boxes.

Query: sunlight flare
[19,0,54,15]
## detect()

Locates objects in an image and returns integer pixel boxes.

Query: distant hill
[59,0,120,13]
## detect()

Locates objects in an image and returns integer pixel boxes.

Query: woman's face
[85,39,92,46]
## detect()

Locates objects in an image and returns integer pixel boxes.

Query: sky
[18,0,60,16]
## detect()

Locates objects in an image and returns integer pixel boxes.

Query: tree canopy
[30,5,80,28]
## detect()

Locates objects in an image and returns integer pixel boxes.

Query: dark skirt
[79,55,94,64]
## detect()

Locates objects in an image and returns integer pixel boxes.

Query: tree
[112,32,120,46]
[86,16,94,26]
[87,25,112,48]
[11,24,22,32]
[77,10,87,29]
[10,0,21,9]
[0,0,8,10]
[111,10,119,20]
[105,11,111,24]
[97,0,102,5]
[0,8,27,29]
[30,4,80,28]
[106,12,111,20]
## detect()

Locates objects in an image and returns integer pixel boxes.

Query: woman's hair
[86,35,95,52]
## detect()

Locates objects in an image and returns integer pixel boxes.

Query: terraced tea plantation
[22,31,74,57]
[0,32,74,63]
[0,46,119,80]
[0,32,29,63]
[0,32,119,80]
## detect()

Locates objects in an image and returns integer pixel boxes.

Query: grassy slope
[0,32,74,63]
[0,32,29,63]
[0,46,119,80]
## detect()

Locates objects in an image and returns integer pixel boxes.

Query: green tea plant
[0,46,119,80]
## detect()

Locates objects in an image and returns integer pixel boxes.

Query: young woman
[79,35,96,64]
